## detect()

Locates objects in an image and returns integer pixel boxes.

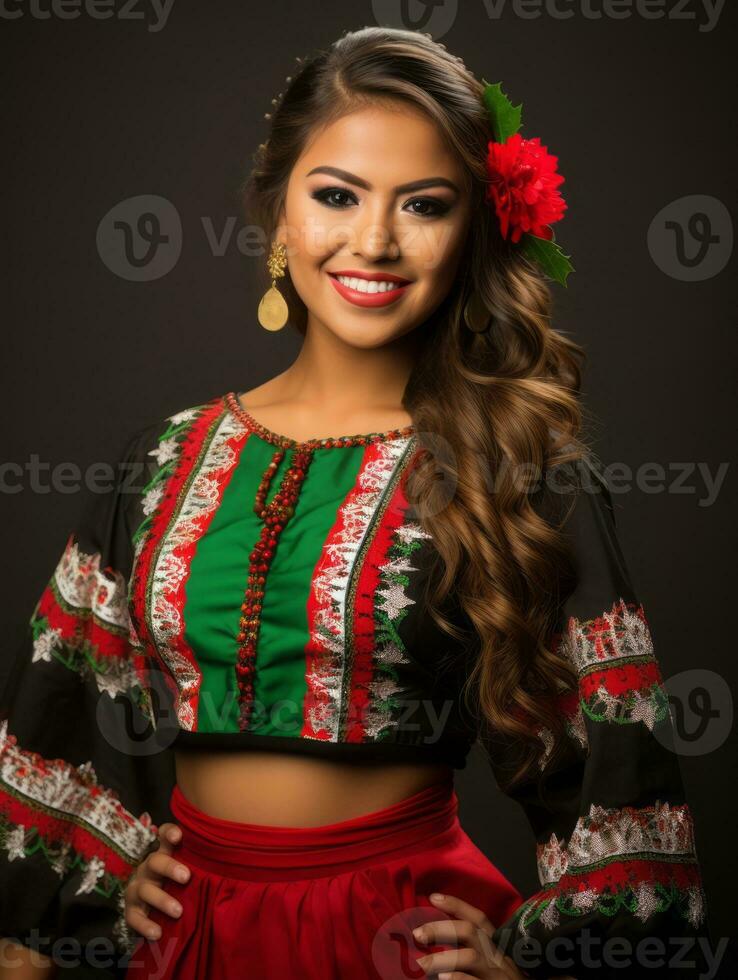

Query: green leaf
[481,80,523,143]
[520,234,575,287]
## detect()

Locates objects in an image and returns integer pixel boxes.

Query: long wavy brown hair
[239,26,596,789]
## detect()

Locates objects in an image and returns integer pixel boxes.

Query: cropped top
[131,390,475,767]
[0,390,712,976]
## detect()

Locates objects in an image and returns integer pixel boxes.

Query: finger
[160,821,183,845]
[152,822,183,857]
[125,903,163,942]
[434,974,478,980]
[136,880,184,920]
[415,945,478,976]
[428,893,495,936]
[145,850,191,884]
[413,918,478,949]
[415,913,507,973]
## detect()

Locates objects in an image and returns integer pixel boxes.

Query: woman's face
[276,102,473,348]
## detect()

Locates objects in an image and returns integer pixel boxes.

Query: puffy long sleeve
[0,422,177,968]
[481,457,713,980]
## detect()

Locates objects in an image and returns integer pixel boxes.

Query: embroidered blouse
[0,391,712,976]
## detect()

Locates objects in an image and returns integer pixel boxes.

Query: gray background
[3,0,735,971]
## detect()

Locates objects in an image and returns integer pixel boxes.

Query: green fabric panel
[252,442,366,736]
[183,434,366,735]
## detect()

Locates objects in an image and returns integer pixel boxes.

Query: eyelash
[311,187,451,218]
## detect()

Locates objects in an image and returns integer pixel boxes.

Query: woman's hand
[124,822,190,941]
[412,893,576,979]
[411,892,526,978]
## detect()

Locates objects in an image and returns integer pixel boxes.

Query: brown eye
[312,187,357,209]
[404,198,449,218]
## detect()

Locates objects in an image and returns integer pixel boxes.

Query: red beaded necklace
[224,391,416,730]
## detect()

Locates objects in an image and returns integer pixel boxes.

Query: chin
[333,329,400,350]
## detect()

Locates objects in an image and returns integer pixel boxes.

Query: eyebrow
[305,166,460,195]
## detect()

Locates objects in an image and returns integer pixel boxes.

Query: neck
[276,315,421,422]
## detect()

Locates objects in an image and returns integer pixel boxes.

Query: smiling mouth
[326,271,413,308]
[327,272,411,294]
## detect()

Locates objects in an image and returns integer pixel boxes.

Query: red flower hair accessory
[482,82,574,286]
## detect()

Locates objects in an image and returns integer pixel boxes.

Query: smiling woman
[0,23,712,980]
[273,102,473,349]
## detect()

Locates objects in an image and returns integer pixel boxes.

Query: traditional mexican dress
[0,391,711,978]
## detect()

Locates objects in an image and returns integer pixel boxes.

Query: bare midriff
[174,751,452,826]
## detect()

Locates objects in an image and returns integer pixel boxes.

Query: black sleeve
[479,457,713,980]
[0,422,177,969]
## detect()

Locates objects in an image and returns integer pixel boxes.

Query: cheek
[288,200,350,266]
[410,222,468,291]
[285,256,320,311]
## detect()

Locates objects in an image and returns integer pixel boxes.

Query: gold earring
[463,290,492,333]
[258,241,289,331]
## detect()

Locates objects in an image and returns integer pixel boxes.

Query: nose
[349,199,401,262]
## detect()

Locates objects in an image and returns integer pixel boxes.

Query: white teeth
[334,275,404,293]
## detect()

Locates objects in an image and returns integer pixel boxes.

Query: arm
[0,940,55,980]
[0,941,55,980]
[480,457,714,980]
[0,424,177,974]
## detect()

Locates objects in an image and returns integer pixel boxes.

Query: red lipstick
[326,270,412,308]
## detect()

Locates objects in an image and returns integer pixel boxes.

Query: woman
[0,26,711,980]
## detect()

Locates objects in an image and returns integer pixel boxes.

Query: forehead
[293,103,466,186]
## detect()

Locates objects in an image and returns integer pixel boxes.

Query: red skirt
[123,775,523,980]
